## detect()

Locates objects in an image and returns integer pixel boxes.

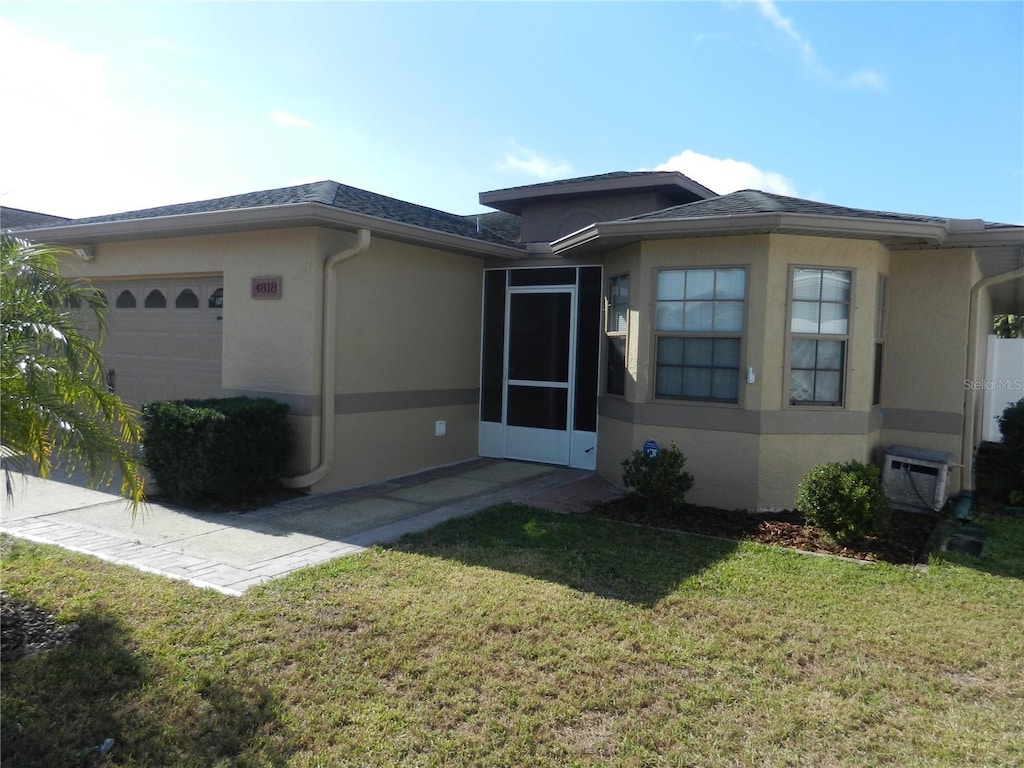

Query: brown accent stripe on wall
[221,388,479,417]
[881,408,963,435]
[335,388,479,414]
[600,398,886,436]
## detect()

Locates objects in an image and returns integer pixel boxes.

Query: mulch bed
[588,496,940,565]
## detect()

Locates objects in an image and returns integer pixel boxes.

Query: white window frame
[605,273,629,396]
[653,266,747,404]
[787,266,853,407]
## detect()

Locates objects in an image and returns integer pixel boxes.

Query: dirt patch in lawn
[1,590,77,662]
[587,497,939,565]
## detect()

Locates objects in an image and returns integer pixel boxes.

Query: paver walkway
[1,459,623,596]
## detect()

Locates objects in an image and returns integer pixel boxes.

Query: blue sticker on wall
[643,439,660,459]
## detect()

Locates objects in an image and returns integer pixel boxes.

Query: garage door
[92,278,225,407]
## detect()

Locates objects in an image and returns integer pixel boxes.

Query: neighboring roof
[479,171,717,215]
[1,206,71,229]
[10,180,521,249]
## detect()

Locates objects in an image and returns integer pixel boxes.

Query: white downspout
[282,228,371,489]
[961,260,1024,491]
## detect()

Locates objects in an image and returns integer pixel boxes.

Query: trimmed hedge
[142,397,291,506]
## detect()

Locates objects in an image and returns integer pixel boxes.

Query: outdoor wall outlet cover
[435,420,446,437]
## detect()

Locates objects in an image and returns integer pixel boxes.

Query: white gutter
[13,203,524,260]
[961,256,1024,490]
[282,228,371,489]
[551,213,950,254]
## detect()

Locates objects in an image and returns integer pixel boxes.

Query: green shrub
[142,397,291,506]
[621,442,694,514]
[997,398,1024,503]
[796,460,891,545]
[997,398,1024,453]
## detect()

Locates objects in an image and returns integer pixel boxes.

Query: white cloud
[746,0,887,92]
[499,141,571,179]
[0,20,207,217]
[654,149,797,196]
[845,68,887,91]
[271,110,312,129]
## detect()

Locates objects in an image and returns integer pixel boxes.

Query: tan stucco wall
[65,228,326,469]
[66,227,487,491]
[314,237,485,491]
[595,233,895,509]
[66,228,324,398]
[884,249,973,417]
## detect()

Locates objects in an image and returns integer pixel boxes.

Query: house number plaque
[251,276,282,299]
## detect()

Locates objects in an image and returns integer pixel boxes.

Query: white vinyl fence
[981,336,1024,442]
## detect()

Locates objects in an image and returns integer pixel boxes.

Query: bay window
[655,268,746,402]
[789,268,851,406]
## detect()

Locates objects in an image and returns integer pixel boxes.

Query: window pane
[791,339,817,369]
[607,337,626,396]
[715,269,745,300]
[821,270,851,302]
[683,338,713,366]
[815,371,842,403]
[682,367,712,397]
[819,301,849,334]
[713,339,741,367]
[115,289,136,309]
[790,370,815,402]
[713,301,744,332]
[611,275,629,305]
[175,289,199,309]
[711,369,739,401]
[656,366,683,397]
[657,302,684,331]
[817,340,844,370]
[685,269,714,300]
[144,289,166,309]
[658,271,684,300]
[658,337,684,365]
[792,269,822,300]
[683,301,713,331]
[791,301,820,333]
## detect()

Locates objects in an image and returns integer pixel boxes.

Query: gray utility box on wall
[882,446,956,512]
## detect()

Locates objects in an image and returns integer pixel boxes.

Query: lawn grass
[2,503,1022,767]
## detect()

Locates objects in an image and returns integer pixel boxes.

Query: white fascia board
[552,213,951,254]
[12,203,526,260]
[943,227,1024,249]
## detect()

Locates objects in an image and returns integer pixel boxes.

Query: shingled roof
[12,180,521,248]
[1,206,71,229]
[627,189,950,225]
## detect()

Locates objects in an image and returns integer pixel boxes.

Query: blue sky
[2,1,1022,224]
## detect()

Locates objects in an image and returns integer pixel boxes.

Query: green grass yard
[2,504,1022,767]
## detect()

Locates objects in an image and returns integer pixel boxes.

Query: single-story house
[5,171,1023,510]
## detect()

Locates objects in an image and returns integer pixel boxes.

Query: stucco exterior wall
[594,233,894,510]
[67,228,324,399]
[315,237,485,491]
[881,248,973,489]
